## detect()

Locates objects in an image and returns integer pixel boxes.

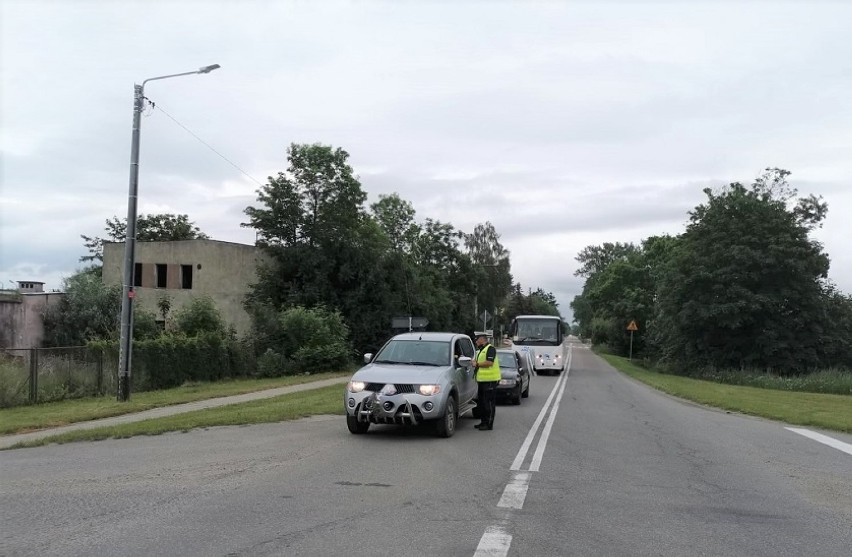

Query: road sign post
[627,320,639,360]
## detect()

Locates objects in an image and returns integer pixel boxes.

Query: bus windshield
[514,319,560,345]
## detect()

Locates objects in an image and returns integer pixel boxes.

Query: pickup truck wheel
[347,414,370,434]
[435,396,457,438]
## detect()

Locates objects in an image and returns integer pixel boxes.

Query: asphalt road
[2,340,850,556]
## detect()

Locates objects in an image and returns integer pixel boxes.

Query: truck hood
[351,363,450,384]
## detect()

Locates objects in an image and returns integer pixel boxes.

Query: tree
[371,193,420,254]
[656,169,831,372]
[42,267,158,346]
[81,213,209,262]
[574,242,640,278]
[244,143,377,349]
[465,222,513,322]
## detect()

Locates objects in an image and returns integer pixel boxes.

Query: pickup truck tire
[435,395,457,438]
[347,414,370,434]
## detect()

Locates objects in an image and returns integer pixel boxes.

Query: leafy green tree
[81,213,209,262]
[42,267,159,346]
[371,193,420,254]
[465,222,513,328]
[656,169,830,372]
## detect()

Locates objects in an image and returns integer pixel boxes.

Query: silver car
[344,332,478,437]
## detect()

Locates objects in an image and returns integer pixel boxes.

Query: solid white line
[785,427,852,456]
[497,471,532,509]
[474,526,512,557]
[509,357,570,471]
[529,347,572,472]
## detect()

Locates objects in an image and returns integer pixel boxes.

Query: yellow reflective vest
[476,344,501,382]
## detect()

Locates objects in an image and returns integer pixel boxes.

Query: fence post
[29,348,39,403]
[97,350,104,395]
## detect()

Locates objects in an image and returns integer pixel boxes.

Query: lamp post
[117,64,220,401]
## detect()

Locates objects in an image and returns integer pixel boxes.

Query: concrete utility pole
[117,64,220,401]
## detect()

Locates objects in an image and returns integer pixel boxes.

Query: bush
[250,305,352,374]
[173,296,226,336]
[256,349,289,377]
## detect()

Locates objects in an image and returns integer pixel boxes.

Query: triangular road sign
[627,320,639,331]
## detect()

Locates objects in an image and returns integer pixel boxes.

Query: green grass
[7,384,346,449]
[0,372,348,435]
[599,354,852,433]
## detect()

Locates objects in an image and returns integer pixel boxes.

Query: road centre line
[529,347,572,472]
[473,526,512,557]
[785,427,852,456]
[510,345,573,471]
[497,471,532,509]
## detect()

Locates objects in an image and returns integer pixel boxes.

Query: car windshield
[373,340,449,366]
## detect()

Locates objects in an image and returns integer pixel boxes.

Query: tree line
[44,142,560,374]
[570,168,852,375]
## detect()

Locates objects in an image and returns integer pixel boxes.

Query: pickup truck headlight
[347,381,367,393]
[418,384,442,396]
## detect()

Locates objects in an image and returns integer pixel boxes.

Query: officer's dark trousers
[477,381,498,428]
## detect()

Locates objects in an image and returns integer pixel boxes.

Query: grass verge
[598,354,852,433]
[7,384,346,449]
[0,372,349,435]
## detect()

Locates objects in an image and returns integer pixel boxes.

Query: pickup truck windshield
[374,340,450,367]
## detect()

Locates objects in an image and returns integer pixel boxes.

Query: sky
[2,0,851,323]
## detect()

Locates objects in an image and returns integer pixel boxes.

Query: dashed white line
[497,471,531,509]
[474,526,512,557]
[785,427,852,456]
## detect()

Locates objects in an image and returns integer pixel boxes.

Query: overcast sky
[2,0,851,321]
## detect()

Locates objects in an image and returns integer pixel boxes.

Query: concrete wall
[0,292,65,349]
[102,239,266,336]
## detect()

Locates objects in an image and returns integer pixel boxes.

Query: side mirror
[363,353,373,364]
[458,356,472,367]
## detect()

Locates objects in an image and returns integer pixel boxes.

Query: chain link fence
[0,347,117,408]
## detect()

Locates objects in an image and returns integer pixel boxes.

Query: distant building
[102,239,267,336]
[0,282,63,349]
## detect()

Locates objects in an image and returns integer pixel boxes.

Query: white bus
[506,315,567,375]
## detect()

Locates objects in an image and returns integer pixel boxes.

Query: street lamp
[117,64,220,401]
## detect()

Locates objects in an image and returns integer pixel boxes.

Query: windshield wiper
[516,337,541,342]
[373,359,401,364]
[405,361,441,366]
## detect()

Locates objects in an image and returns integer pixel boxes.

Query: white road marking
[529,348,572,472]
[476,345,576,556]
[785,427,852,456]
[497,471,531,509]
[474,526,512,557]
[510,345,573,471]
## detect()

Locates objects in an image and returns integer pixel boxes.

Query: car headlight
[347,381,366,393]
[418,384,442,396]
[499,379,517,386]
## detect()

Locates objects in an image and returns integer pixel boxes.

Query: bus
[505,315,568,375]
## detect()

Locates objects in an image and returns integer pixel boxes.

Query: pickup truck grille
[365,383,416,394]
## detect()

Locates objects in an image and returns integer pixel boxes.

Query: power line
[143,97,265,187]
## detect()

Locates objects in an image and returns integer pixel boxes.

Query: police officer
[472,332,500,431]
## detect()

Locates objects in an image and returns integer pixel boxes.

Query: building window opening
[156,264,168,288]
[181,264,193,289]
[134,263,143,287]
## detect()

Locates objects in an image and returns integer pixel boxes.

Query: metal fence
[0,347,118,408]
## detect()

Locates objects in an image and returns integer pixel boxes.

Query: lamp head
[198,64,221,74]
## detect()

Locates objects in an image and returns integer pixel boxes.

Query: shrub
[173,296,226,336]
